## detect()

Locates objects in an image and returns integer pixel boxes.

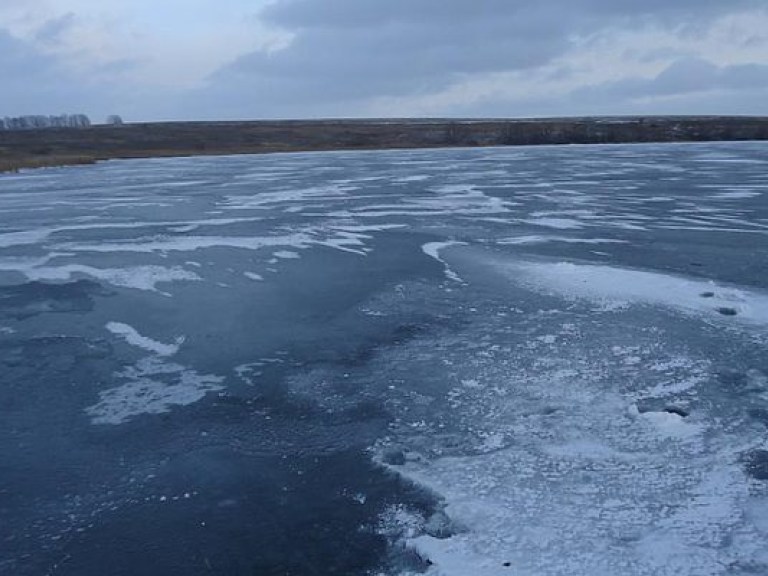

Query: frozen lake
[1,142,767,575]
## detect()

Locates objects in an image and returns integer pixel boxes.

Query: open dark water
[1,143,767,575]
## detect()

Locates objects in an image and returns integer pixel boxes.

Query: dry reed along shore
[2,117,768,173]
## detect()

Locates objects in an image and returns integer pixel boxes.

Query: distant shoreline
[2,116,768,173]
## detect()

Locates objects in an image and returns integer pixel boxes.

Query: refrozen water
[1,142,767,575]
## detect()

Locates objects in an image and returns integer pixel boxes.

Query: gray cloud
[654,59,768,94]
[260,0,759,29]
[0,28,80,113]
[462,58,768,118]
[0,27,130,119]
[570,58,768,107]
[0,28,56,78]
[34,12,77,46]
[193,0,766,118]
[2,1,766,120]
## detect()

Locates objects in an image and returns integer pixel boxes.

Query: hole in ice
[661,406,690,418]
[381,448,406,466]
[743,449,768,480]
[636,400,689,418]
[748,408,768,427]
[716,307,738,316]
[699,291,715,298]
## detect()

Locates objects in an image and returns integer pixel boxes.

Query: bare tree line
[0,114,92,131]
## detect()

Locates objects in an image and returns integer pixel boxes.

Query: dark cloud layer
[194,0,766,118]
[260,0,759,29]
[2,1,766,120]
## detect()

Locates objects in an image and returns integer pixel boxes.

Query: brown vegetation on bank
[1,116,768,173]
[0,156,96,173]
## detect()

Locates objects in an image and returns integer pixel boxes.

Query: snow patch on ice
[0,228,51,248]
[328,223,407,233]
[630,406,704,440]
[58,233,314,254]
[86,357,223,425]
[24,264,201,292]
[711,190,762,200]
[273,250,300,259]
[497,235,626,246]
[523,217,585,230]
[106,322,185,357]
[422,241,467,283]
[500,260,768,327]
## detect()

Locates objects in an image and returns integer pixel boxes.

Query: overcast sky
[1,0,767,122]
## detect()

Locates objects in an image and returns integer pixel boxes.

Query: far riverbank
[2,116,768,173]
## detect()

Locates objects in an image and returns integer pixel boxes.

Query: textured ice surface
[523,217,585,229]
[2,142,768,576]
[373,281,768,575]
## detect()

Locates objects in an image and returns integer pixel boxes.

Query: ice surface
[3,141,768,575]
